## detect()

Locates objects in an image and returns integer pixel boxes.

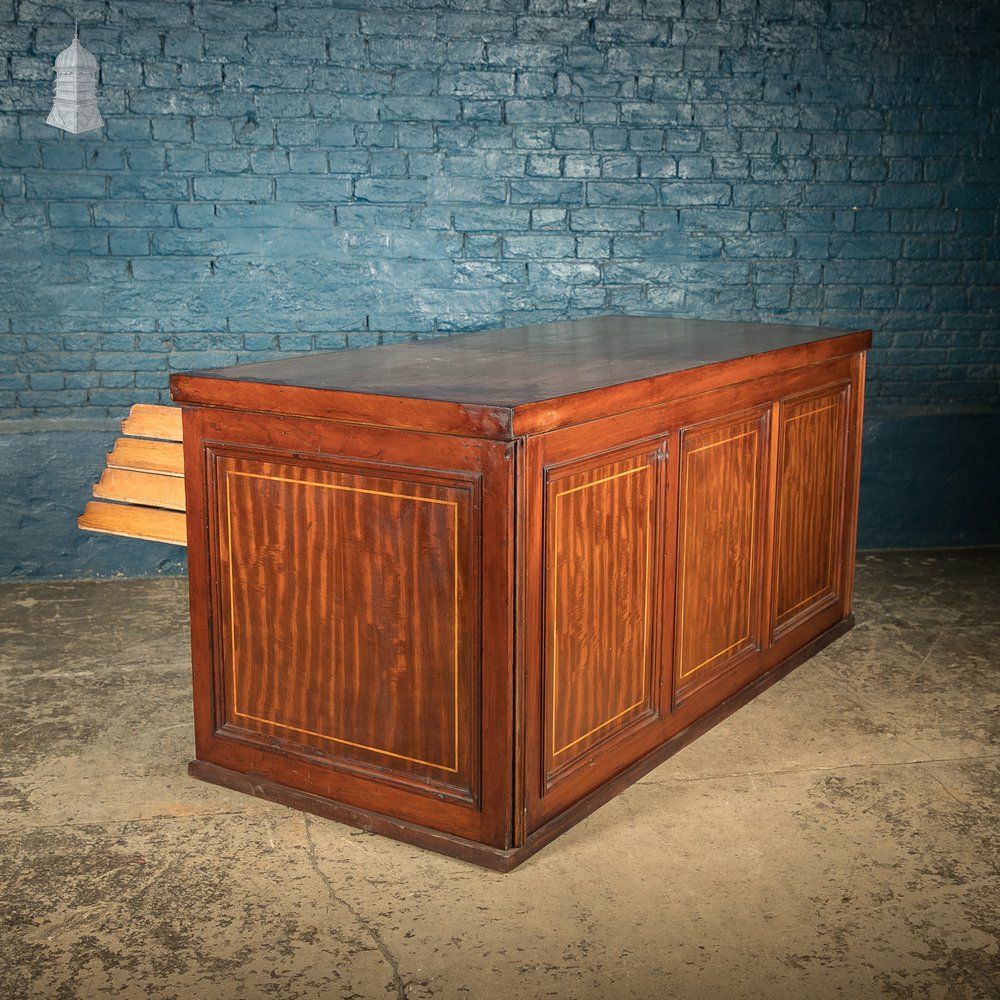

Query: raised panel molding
[772,385,850,640]
[673,408,769,703]
[212,450,481,803]
[542,444,662,786]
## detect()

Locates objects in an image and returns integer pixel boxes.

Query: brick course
[1,0,998,418]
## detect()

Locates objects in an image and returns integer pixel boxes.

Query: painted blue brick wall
[1,0,999,576]
[1,0,998,418]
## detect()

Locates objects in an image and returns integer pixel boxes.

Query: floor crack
[914,761,973,809]
[303,815,408,1000]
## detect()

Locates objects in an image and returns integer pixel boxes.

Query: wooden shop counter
[168,316,870,870]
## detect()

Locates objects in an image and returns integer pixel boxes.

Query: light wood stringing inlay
[223,468,462,774]
[773,391,847,629]
[550,461,654,760]
[674,417,763,686]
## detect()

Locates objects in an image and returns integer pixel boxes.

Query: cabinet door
[542,442,663,787]
[673,407,770,705]
[213,452,480,799]
[771,383,851,641]
[521,429,670,833]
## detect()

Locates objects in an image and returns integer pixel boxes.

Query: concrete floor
[1,550,998,1000]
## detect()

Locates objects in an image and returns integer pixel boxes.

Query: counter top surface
[172,316,868,408]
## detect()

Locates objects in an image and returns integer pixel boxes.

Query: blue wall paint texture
[0,0,998,576]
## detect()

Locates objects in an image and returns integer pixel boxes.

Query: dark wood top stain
[171,315,871,438]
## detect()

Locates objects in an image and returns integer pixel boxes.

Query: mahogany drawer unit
[168,315,871,871]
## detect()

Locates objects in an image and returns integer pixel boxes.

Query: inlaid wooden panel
[674,409,768,702]
[542,445,660,784]
[214,452,479,801]
[772,385,849,638]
